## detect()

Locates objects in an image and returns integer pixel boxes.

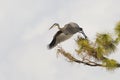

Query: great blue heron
[48,22,87,49]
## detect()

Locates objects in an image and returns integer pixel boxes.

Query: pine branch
[57,47,120,68]
[57,47,103,67]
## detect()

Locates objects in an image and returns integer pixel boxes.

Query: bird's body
[61,22,81,35]
[48,22,87,49]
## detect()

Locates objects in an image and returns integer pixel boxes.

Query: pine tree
[57,21,120,70]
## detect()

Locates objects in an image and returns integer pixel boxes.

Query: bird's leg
[49,23,61,30]
[57,43,62,48]
[49,25,55,30]
[56,44,63,57]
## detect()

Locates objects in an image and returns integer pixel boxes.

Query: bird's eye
[79,27,83,31]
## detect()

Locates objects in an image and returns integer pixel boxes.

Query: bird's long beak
[80,30,87,39]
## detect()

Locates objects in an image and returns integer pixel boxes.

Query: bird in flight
[48,22,87,49]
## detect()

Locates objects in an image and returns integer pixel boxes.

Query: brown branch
[74,60,103,67]
[57,47,103,67]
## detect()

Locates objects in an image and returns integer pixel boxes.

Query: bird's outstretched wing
[48,31,62,49]
[48,30,73,49]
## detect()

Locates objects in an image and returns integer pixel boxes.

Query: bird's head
[49,23,60,30]
[78,27,87,39]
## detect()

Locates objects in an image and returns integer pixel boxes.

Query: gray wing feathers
[48,31,72,49]
[48,31,62,49]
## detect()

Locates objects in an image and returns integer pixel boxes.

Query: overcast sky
[0,0,120,80]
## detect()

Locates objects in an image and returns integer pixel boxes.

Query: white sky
[0,0,120,80]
